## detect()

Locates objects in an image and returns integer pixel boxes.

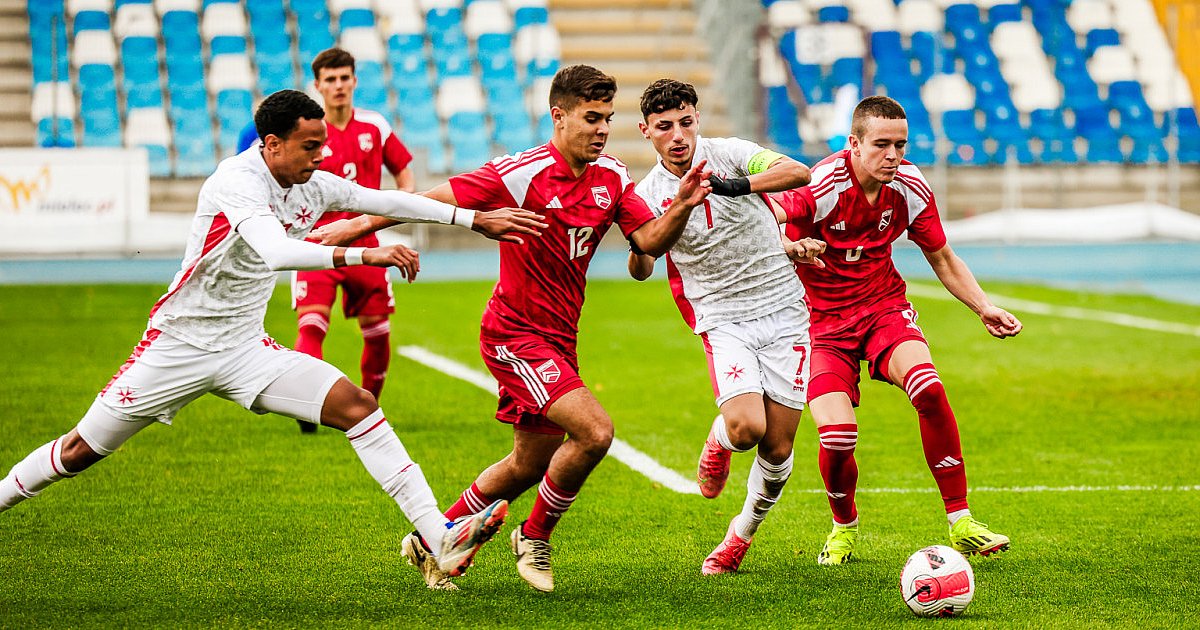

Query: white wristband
[452,207,476,229]
[344,247,365,266]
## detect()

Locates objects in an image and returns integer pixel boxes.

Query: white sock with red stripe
[0,437,77,512]
[346,409,450,554]
[733,453,793,540]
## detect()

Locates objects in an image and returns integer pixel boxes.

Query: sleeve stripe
[893,173,931,205]
[811,168,850,199]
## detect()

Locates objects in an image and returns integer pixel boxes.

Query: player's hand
[310,218,366,246]
[675,159,713,208]
[980,306,1022,339]
[362,244,420,283]
[786,238,826,268]
[471,208,548,245]
[707,173,751,197]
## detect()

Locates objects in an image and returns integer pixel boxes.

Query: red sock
[360,320,390,399]
[904,363,969,514]
[817,423,859,524]
[522,474,577,541]
[295,312,329,359]
[444,482,494,521]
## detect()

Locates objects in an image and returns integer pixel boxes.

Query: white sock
[733,453,793,540]
[710,415,748,453]
[948,509,971,526]
[346,410,449,553]
[0,438,75,513]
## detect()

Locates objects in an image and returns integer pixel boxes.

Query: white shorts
[700,301,812,410]
[95,329,327,424]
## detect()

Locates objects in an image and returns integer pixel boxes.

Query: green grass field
[1,279,1198,628]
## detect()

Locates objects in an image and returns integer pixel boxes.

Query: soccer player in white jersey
[627,79,826,574]
[0,90,548,582]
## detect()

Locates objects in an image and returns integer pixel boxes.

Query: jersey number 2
[342,162,358,182]
[567,226,594,260]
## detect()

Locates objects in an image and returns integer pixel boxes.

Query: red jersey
[780,150,947,323]
[315,108,413,245]
[450,142,655,350]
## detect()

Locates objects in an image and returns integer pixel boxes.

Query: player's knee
[725,415,766,450]
[60,431,105,473]
[322,380,379,428]
[573,422,613,461]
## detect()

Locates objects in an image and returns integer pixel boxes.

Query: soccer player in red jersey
[290,48,416,432]
[316,65,712,591]
[775,96,1022,564]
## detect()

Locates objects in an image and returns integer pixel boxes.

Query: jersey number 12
[566,226,594,260]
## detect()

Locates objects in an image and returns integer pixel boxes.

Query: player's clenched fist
[785,237,827,268]
[470,208,548,245]
[363,244,421,282]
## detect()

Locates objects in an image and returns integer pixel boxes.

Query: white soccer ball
[899,545,975,617]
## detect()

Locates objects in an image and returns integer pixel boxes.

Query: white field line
[906,284,1200,337]
[397,345,701,495]
[400,346,1197,496]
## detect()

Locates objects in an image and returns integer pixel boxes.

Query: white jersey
[149,147,361,351]
[636,136,806,334]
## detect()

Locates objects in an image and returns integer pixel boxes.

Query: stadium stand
[761,0,1198,166]
[28,0,560,177]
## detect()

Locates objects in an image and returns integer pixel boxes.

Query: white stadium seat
[200,3,247,40]
[124,107,171,146]
[1087,45,1136,85]
[514,23,559,66]
[1145,72,1194,111]
[207,54,254,92]
[504,0,547,11]
[154,0,199,15]
[375,0,424,35]
[340,27,386,62]
[419,0,462,12]
[67,0,112,16]
[72,30,117,67]
[896,0,942,36]
[528,75,552,115]
[851,0,897,32]
[759,38,789,87]
[436,76,484,119]
[113,2,157,40]
[328,0,372,17]
[464,0,513,38]
[921,73,974,113]
[1011,79,1061,112]
[31,82,76,122]
[768,1,812,30]
[1066,0,1113,34]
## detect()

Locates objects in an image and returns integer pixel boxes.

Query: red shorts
[480,335,585,436]
[292,266,394,318]
[807,302,928,406]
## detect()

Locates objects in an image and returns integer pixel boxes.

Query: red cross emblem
[724,364,744,381]
[116,387,136,405]
[295,207,313,226]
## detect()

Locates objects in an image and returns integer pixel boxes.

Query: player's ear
[638,121,649,138]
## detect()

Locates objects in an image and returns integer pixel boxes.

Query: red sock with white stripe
[345,409,451,552]
[444,482,494,521]
[903,363,969,514]
[522,474,577,541]
[817,424,859,525]
[360,319,390,399]
[0,437,77,512]
[295,312,329,359]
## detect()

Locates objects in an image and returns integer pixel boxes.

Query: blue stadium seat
[29,0,65,21]
[1073,104,1117,142]
[909,31,938,81]
[72,10,110,32]
[81,105,122,147]
[987,3,1022,27]
[449,118,492,172]
[397,104,442,150]
[514,6,549,29]
[216,89,253,155]
[175,133,217,177]
[355,61,390,114]
[941,109,989,166]
[338,8,375,31]
[1085,28,1120,58]
[829,57,863,89]
[478,33,517,87]
[296,8,334,64]
[1029,108,1077,163]
[37,117,75,148]
[1165,107,1200,162]
[985,103,1033,164]
[1085,135,1123,163]
[493,110,534,154]
[210,35,247,57]
[536,111,552,143]
[817,5,849,22]
[764,85,803,158]
[32,18,69,83]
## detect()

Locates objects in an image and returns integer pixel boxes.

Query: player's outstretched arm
[783,236,826,268]
[237,215,418,281]
[923,244,1022,339]
[630,159,713,257]
[709,155,811,197]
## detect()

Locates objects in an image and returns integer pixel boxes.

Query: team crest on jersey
[536,359,561,384]
[591,186,611,209]
[878,207,894,231]
[358,133,374,152]
[321,145,333,159]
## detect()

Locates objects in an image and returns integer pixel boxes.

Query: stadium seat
[448,111,492,171]
[1030,108,1078,163]
[72,10,111,31]
[817,5,849,23]
[37,117,76,147]
[940,109,989,165]
[125,107,172,176]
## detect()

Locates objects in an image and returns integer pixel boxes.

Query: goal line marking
[399,346,1195,496]
[906,283,1200,337]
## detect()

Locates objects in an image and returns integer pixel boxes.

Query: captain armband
[747,149,787,175]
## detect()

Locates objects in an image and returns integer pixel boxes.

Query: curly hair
[254,90,325,141]
[639,79,698,119]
